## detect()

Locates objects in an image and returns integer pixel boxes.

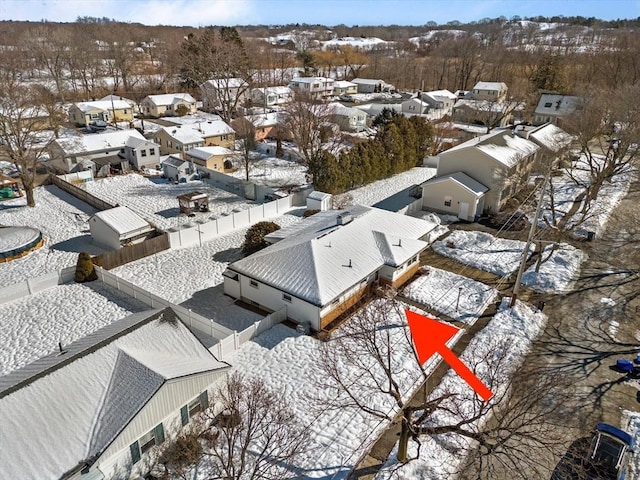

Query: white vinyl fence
[167,195,293,249]
[0,266,76,305]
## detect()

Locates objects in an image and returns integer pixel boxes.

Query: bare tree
[318,294,574,477]
[550,87,640,232]
[0,81,56,207]
[25,26,71,102]
[154,373,307,480]
[233,115,257,181]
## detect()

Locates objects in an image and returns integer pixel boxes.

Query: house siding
[95,370,226,478]
[421,180,483,221]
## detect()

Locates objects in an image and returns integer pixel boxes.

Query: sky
[0,0,638,27]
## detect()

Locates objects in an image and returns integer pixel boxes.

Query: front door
[458,202,469,221]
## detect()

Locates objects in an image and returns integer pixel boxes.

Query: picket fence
[167,195,293,249]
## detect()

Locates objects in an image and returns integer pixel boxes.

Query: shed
[178,191,210,215]
[89,206,154,250]
[162,155,193,182]
[306,191,332,211]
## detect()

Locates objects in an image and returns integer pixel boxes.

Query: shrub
[175,104,190,116]
[303,209,320,218]
[159,432,202,478]
[74,252,97,283]
[242,221,280,256]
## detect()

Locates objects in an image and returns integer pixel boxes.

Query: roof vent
[337,213,353,225]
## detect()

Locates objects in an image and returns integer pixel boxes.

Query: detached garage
[89,206,155,250]
[421,172,488,221]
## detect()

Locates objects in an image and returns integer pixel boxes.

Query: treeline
[310,113,433,194]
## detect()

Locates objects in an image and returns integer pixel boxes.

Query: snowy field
[228,156,308,189]
[0,185,107,288]
[0,281,149,376]
[112,212,303,330]
[402,267,499,325]
[82,173,256,230]
[226,298,461,479]
[432,230,532,276]
[376,299,548,480]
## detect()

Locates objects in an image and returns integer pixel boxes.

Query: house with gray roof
[122,136,161,170]
[153,125,205,156]
[0,307,230,480]
[223,206,441,331]
[533,93,582,126]
[422,129,540,216]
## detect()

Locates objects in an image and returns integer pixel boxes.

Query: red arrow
[405,309,493,402]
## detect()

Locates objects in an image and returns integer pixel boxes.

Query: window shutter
[199,390,209,410]
[129,441,141,464]
[154,423,165,444]
[180,405,189,426]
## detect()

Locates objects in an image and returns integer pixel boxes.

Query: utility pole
[510,163,554,307]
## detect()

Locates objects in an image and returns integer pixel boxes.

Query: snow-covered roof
[424,89,457,100]
[190,119,235,137]
[186,146,235,160]
[227,205,439,306]
[527,123,573,152]
[534,93,581,117]
[247,112,280,128]
[307,191,332,201]
[203,78,248,89]
[99,94,136,106]
[352,78,386,85]
[124,135,154,148]
[473,81,507,91]
[159,125,204,144]
[422,172,489,196]
[162,155,188,168]
[443,130,540,168]
[91,205,152,236]
[73,100,132,112]
[0,308,229,480]
[253,86,292,95]
[290,76,334,84]
[403,98,430,108]
[327,102,363,117]
[145,93,196,106]
[54,130,146,155]
[333,80,357,88]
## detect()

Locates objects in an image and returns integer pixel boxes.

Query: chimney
[337,212,353,225]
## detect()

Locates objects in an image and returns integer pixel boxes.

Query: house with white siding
[140,93,197,118]
[288,77,335,100]
[122,136,161,170]
[223,206,441,331]
[68,100,134,127]
[0,308,230,480]
[250,86,293,107]
[422,129,540,218]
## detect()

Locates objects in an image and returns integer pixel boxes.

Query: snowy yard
[432,230,532,276]
[522,243,586,293]
[112,211,303,329]
[82,173,257,231]
[349,166,436,207]
[0,281,149,376]
[0,185,107,288]
[228,156,308,189]
[402,266,499,325]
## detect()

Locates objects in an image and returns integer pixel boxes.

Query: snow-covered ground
[376,299,548,480]
[402,267,498,325]
[82,174,256,231]
[0,185,107,288]
[0,281,149,376]
[228,156,307,189]
[623,410,640,480]
[522,243,586,293]
[432,230,532,277]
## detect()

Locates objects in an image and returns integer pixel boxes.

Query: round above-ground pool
[0,226,44,262]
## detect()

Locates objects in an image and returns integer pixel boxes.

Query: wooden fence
[93,234,170,270]
[49,174,116,211]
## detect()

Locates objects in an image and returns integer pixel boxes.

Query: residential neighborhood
[0,5,638,480]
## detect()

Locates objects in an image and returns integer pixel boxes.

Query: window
[149,148,155,156]
[221,134,228,140]
[130,423,165,464]
[444,196,452,207]
[250,280,259,288]
[177,145,182,151]
[544,102,552,108]
[167,140,172,148]
[141,149,147,157]
[123,109,128,114]
[283,294,292,303]
[90,113,98,119]
[181,391,209,426]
